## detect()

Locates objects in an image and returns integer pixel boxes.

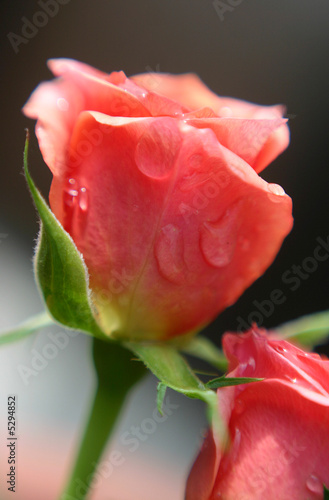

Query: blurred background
[0,1,329,498]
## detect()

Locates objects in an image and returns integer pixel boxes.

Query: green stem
[0,310,54,345]
[60,338,146,500]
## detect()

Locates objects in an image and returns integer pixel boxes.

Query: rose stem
[60,337,146,500]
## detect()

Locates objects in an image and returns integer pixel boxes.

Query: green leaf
[157,383,167,415]
[0,311,54,345]
[24,133,106,340]
[125,341,226,440]
[324,485,329,499]
[181,335,228,371]
[206,375,263,390]
[275,310,329,347]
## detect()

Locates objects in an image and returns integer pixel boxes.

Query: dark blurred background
[0,1,329,498]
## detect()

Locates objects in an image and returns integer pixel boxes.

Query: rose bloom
[23,59,292,340]
[186,328,329,500]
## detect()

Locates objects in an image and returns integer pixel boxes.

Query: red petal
[50,115,293,339]
[185,117,289,173]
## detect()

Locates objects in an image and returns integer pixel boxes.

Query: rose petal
[185,430,221,500]
[185,117,289,173]
[50,114,292,339]
[223,330,329,396]
[23,58,151,176]
[211,380,329,500]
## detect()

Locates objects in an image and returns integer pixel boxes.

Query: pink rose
[186,328,329,499]
[23,59,293,340]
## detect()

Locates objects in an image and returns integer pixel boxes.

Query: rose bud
[23,59,293,340]
[186,328,329,499]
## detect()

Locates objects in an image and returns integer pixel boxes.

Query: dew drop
[268,183,286,196]
[219,106,233,117]
[286,375,297,384]
[154,224,187,284]
[79,187,88,212]
[63,188,78,207]
[306,474,322,494]
[135,122,181,179]
[267,183,286,203]
[273,345,288,354]
[57,97,69,111]
[62,179,89,235]
[200,205,240,268]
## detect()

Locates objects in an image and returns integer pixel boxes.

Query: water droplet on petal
[267,183,286,203]
[285,375,297,384]
[306,474,322,494]
[273,345,288,354]
[219,106,233,117]
[200,205,240,268]
[63,188,78,207]
[135,122,181,179]
[62,179,90,235]
[154,224,187,284]
[79,187,88,212]
[57,97,69,111]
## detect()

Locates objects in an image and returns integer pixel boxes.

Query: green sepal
[206,375,263,390]
[157,382,167,415]
[275,310,329,347]
[125,341,225,440]
[324,485,329,499]
[24,133,106,340]
[181,335,228,372]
